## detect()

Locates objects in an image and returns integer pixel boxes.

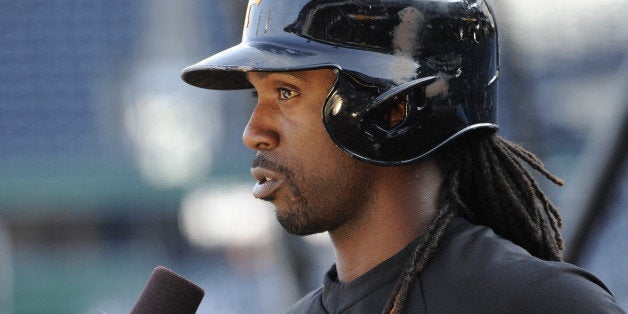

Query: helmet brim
[181,40,421,90]
[181,41,340,90]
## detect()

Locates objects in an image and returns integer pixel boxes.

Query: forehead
[246,69,336,85]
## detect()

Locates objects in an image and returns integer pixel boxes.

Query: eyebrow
[248,71,310,83]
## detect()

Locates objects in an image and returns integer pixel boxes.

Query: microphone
[131,266,205,314]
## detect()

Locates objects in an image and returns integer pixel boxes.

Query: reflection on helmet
[181,0,500,165]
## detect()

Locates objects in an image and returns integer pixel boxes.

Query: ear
[387,102,407,128]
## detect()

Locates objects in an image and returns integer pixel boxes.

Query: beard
[252,154,359,236]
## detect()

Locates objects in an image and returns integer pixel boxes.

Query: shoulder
[286,287,325,314]
[418,218,625,313]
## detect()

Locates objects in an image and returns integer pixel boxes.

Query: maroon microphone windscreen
[131,266,205,314]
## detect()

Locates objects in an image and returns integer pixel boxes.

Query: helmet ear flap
[322,72,439,165]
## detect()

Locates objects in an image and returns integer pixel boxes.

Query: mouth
[251,167,284,200]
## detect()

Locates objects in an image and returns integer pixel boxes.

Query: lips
[251,167,284,200]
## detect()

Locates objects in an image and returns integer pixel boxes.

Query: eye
[278,87,298,100]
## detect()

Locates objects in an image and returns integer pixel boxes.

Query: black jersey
[287,217,624,313]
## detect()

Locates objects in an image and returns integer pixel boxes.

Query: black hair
[382,131,564,313]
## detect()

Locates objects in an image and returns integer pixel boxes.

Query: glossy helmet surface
[181,0,500,165]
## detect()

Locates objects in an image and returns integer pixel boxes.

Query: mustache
[251,154,292,178]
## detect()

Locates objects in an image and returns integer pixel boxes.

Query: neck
[328,159,441,282]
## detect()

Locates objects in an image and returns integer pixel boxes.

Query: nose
[242,101,280,151]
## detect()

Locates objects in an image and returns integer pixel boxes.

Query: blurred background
[0,0,626,313]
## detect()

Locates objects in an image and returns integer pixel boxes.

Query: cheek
[283,111,333,150]
[299,125,342,163]
[280,100,355,170]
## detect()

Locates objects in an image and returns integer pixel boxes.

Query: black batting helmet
[181,0,500,165]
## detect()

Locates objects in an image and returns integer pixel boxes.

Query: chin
[277,218,324,236]
[275,210,328,236]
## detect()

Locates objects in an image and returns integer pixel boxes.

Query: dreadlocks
[382,132,565,314]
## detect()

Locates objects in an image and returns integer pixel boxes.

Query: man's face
[244,69,375,235]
